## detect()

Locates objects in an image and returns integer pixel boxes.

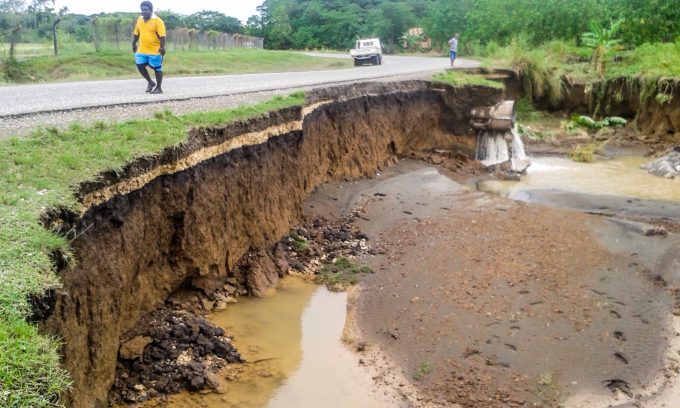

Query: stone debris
[119,336,153,361]
[641,147,680,178]
[110,311,242,405]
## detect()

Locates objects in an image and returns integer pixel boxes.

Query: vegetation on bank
[316,256,373,292]
[1,47,350,83]
[431,70,504,89]
[466,39,680,110]
[0,92,305,407]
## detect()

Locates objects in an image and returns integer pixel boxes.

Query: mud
[303,159,680,407]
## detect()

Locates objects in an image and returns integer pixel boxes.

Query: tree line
[1,0,244,46]
[2,0,679,53]
[243,0,680,51]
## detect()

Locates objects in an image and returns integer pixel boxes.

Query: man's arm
[159,36,166,56]
[132,34,139,53]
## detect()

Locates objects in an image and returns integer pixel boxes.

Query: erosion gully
[33,80,680,408]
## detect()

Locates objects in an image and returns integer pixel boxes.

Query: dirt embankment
[34,81,502,407]
[465,68,680,145]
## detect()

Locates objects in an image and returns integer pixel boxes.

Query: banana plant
[581,20,622,77]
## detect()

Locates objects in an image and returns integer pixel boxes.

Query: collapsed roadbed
[33,80,501,407]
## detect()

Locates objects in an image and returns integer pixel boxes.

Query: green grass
[0,91,305,407]
[431,70,505,89]
[290,232,307,251]
[412,361,432,381]
[568,140,612,163]
[532,372,563,407]
[0,46,351,83]
[315,256,373,291]
[606,42,680,79]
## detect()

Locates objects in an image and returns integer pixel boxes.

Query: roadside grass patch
[7,48,352,83]
[432,70,505,89]
[315,256,373,291]
[0,91,305,407]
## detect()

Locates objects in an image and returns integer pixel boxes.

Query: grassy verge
[1,48,351,83]
[0,91,305,407]
[431,70,505,89]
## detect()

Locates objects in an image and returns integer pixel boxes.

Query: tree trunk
[52,18,61,56]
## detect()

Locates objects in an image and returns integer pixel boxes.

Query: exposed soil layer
[36,81,502,407]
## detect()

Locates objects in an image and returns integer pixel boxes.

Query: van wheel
[371,56,378,65]
[354,58,360,67]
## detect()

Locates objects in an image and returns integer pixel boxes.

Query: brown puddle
[142,277,396,408]
[478,156,680,203]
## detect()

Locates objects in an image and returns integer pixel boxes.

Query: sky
[51,0,263,23]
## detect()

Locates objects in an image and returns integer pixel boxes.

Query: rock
[642,150,680,178]
[204,370,223,392]
[120,336,153,360]
[644,226,668,237]
[186,374,205,392]
[222,284,237,294]
[214,301,228,311]
[201,299,215,311]
[225,277,238,286]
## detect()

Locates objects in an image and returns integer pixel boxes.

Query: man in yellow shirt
[132,1,166,94]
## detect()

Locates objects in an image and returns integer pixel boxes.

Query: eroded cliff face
[36,82,501,407]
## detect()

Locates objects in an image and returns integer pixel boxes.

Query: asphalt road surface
[0,54,479,117]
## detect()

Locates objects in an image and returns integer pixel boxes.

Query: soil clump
[110,310,242,405]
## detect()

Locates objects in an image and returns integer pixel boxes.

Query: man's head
[140,1,153,19]
[454,32,460,39]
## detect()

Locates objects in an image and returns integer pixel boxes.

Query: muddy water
[151,278,397,408]
[479,156,680,203]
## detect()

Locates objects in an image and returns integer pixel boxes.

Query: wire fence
[2,22,263,57]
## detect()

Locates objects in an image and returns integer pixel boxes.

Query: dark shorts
[450,51,457,60]
[135,53,163,71]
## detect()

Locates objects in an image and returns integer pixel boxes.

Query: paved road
[0,54,479,117]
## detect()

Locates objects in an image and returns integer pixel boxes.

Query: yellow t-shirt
[133,15,166,55]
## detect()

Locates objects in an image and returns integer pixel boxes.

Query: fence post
[8,26,21,61]
[52,18,61,56]
[91,17,100,52]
